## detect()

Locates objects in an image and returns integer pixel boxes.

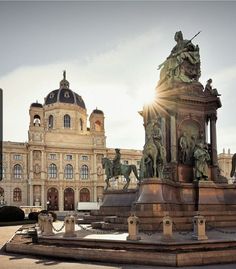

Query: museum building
[0,73,142,211]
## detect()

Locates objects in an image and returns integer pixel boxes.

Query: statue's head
[174,31,183,42]
[207,78,212,84]
[115,148,120,153]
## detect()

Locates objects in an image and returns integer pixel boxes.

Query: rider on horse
[113,148,121,178]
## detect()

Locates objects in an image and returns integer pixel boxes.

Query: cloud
[0,28,162,149]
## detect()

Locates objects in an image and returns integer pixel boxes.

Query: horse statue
[102,157,140,190]
[230,153,236,177]
[140,136,166,179]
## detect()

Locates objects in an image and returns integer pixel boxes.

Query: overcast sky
[1,1,236,153]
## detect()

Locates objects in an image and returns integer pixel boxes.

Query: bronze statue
[179,132,189,164]
[158,31,201,85]
[102,149,140,190]
[113,148,121,178]
[140,119,166,179]
[205,79,221,96]
[193,143,210,181]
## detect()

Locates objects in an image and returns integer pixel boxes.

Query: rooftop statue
[158,31,201,85]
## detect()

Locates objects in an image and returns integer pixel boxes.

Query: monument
[97,31,236,231]
[5,31,236,268]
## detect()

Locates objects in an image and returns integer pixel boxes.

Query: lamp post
[46,200,50,211]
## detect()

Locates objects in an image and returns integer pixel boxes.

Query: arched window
[95,120,102,131]
[80,165,89,179]
[79,118,83,131]
[48,163,57,178]
[80,188,90,202]
[0,165,5,179]
[13,188,22,202]
[48,115,53,129]
[13,164,22,179]
[64,114,71,128]
[33,115,41,126]
[0,187,4,205]
[65,164,73,179]
[0,187,4,196]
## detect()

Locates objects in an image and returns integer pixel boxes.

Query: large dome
[44,72,86,109]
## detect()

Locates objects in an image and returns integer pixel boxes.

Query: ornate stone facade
[0,74,142,210]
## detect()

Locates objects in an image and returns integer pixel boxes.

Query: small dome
[31,102,43,108]
[92,108,104,115]
[44,72,86,109]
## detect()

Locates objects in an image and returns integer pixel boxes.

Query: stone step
[91,221,105,229]
[104,216,118,223]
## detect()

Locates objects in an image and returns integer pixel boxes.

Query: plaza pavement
[1,224,236,269]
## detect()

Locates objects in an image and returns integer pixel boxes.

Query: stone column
[75,187,79,210]
[29,184,33,206]
[41,151,46,180]
[41,183,45,209]
[210,114,218,166]
[30,150,33,171]
[75,153,79,181]
[170,114,177,162]
[93,153,97,202]
[59,153,63,180]
[59,186,63,211]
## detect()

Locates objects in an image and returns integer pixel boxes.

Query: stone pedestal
[192,215,208,240]
[42,215,54,236]
[63,215,77,237]
[161,215,174,241]
[126,214,141,241]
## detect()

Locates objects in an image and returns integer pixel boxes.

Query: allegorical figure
[179,132,189,164]
[140,118,166,179]
[205,78,221,96]
[193,143,210,181]
[158,31,201,85]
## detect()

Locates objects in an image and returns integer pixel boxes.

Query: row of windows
[49,154,89,161]
[0,187,91,204]
[1,164,89,180]
[48,114,84,130]
[0,187,22,202]
[48,164,89,179]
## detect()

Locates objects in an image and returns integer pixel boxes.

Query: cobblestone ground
[1,223,236,269]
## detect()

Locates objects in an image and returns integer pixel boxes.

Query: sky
[0,1,236,153]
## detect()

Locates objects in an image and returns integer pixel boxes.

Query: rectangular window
[49,154,57,160]
[81,155,89,161]
[14,154,22,160]
[66,154,73,161]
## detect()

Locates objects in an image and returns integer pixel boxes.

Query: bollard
[42,214,54,236]
[192,215,208,240]
[126,213,141,241]
[38,213,45,232]
[161,215,174,241]
[63,215,77,237]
